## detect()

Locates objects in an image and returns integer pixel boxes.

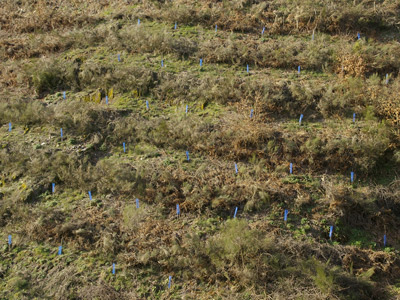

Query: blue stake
[63,91,66,100]
[138,19,141,25]
[168,275,172,289]
[284,209,288,222]
[52,183,55,194]
[351,171,354,183]
[112,263,116,275]
[174,22,177,30]
[106,96,109,105]
[185,104,188,115]
[357,32,360,40]
[161,60,164,67]
[247,64,249,74]
[186,150,190,161]
[88,191,92,201]
[261,26,265,35]
[200,58,203,67]
[146,100,149,110]
[58,245,62,255]
[176,204,180,216]
[60,128,63,140]
[136,198,139,209]
[250,109,254,118]
[385,74,389,84]
[233,207,238,218]
[8,122,11,132]
[215,25,217,32]
[8,235,11,246]
[290,163,293,174]
[383,234,387,247]
[234,163,238,174]
[298,66,301,75]
[329,226,333,240]
[123,142,126,153]
[299,114,303,125]
[353,113,356,123]
[118,54,121,62]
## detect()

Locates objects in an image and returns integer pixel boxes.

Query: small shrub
[0,99,50,125]
[122,204,148,231]
[206,219,273,285]
[314,263,335,295]
[244,190,271,212]
[27,59,78,96]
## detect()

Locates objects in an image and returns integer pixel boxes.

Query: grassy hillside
[1,0,400,299]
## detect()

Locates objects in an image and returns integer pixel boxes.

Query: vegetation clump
[0,0,399,299]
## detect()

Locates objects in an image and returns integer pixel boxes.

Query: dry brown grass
[0,0,104,34]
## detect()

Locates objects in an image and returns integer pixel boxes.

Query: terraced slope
[1,1,400,299]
